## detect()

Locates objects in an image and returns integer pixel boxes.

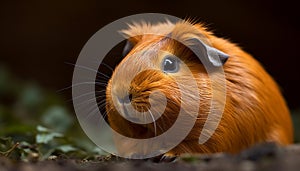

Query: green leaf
[36,132,63,144]
[36,125,51,133]
[56,145,77,153]
[0,137,14,152]
[91,146,107,155]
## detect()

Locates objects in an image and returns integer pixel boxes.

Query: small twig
[0,142,20,157]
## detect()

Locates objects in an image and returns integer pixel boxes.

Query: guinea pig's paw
[160,153,178,163]
[151,152,178,163]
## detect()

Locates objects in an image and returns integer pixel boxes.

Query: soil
[1,143,299,171]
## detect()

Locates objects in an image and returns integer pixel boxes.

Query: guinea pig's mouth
[118,104,158,137]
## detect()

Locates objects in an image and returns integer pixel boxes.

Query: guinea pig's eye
[162,56,179,73]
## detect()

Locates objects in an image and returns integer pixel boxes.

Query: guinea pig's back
[212,36,293,146]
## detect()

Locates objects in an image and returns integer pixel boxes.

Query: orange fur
[106,20,293,157]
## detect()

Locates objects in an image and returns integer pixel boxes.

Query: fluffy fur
[106,20,293,157]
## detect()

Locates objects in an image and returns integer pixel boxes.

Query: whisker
[148,109,157,136]
[70,90,106,102]
[57,82,107,92]
[100,106,116,125]
[100,62,114,72]
[151,107,167,133]
[75,58,114,72]
[98,78,110,82]
[83,100,110,121]
[74,95,107,109]
[86,106,102,121]
[65,62,110,79]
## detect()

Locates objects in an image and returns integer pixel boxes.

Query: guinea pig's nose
[117,93,132,104]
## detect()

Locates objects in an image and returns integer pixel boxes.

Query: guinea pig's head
[106,21,229,138]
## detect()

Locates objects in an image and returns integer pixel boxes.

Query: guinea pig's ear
[122,36,142,57]
[122,40,134,57]
[188,38,229,67]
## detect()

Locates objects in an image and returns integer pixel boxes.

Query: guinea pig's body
[105,20,293,157]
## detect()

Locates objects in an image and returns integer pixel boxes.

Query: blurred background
[0,0,299,145]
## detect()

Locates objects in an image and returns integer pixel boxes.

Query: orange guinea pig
[105,20,293,158]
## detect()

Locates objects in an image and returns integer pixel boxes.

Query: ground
[1,143,300,171]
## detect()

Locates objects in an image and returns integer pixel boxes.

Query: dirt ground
[1,143,299,171]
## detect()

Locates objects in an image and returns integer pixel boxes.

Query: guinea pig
[105,20,293,158]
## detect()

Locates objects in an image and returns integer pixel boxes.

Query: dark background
[0,0,299,110]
